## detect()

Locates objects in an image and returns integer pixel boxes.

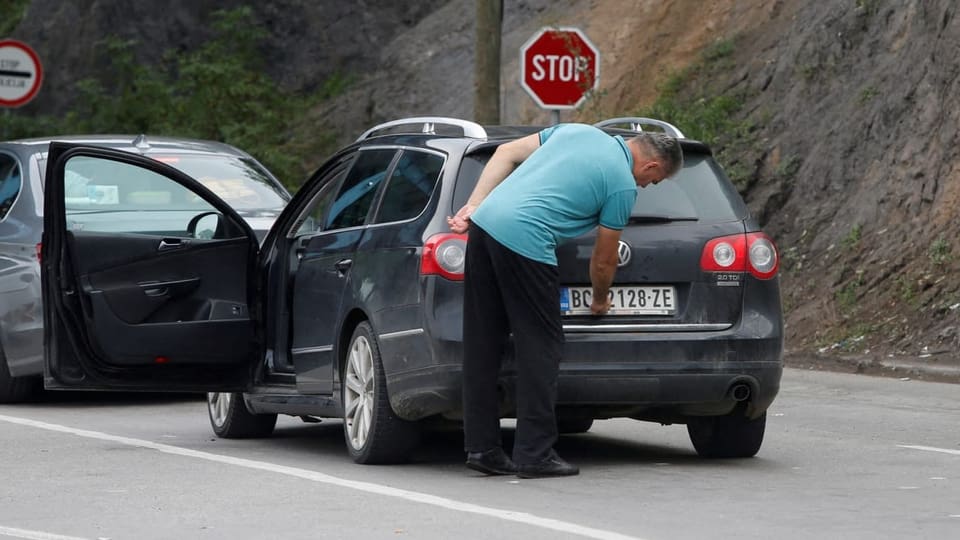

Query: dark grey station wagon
[41,117,783,464]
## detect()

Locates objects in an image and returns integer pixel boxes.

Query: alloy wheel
[344,335,375,450]
[207,392,231,428]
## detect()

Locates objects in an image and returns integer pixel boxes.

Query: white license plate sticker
[559,286,676,315]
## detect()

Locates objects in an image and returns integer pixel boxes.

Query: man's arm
[447,133,541,233]
[589,226,623,315]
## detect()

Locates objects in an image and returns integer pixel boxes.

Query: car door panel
[289,148,398,394]
[66,231,252,367]
[291,228,363,393]
[43,143,259,391]
[70,232,248,325]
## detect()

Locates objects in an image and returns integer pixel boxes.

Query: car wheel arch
[336,308,373,389]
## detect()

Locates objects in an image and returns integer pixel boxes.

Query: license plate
[559,286,676,315]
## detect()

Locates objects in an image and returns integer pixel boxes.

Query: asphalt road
[0,368,957,540]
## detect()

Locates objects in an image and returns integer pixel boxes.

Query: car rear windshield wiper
[628,215,699,224]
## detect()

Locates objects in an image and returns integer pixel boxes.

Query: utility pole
[474,0,502,125]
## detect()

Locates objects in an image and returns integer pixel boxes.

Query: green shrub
[0,0,30,37]
[637,37,755,190]
[842,224,862,248]
[836,270,864,313]
[5,7,342,190]
[928,234,952,266]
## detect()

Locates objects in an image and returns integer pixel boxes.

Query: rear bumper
[385,333,782,422]
[384,274,783,422]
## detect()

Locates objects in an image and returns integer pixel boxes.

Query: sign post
[520,27,600,125]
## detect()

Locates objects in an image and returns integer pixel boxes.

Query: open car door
[41,143,260,392]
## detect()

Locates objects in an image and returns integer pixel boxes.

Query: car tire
[207,392,277,438]
[0,347,36,404]
[342,322,420,464]
[686,411,766,458]
[557,417,594,434]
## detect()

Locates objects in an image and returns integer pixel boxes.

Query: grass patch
[841,224,862,249]
[855,0,882,15]
[701,39,735,63]
[798,64,819,81]
[928,234,952,266]
[858,86,879,105]
[896,274,916,304]
[775,155,802,180]
[636,36,758,190]
[836,270,865,314]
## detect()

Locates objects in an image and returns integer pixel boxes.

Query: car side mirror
[188,211,224,239]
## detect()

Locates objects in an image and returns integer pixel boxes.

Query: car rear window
[152,155,288,211]
[38,153,288,211]
[454,149,747,223]
[374,150,445,224]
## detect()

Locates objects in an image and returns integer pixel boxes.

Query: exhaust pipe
[729,383,751,402]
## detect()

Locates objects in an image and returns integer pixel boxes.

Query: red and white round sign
[0,39,43,108]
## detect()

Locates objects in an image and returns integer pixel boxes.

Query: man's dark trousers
[462,225,564,465]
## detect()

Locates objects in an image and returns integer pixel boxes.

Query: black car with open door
[42,143,260,393]
[43,117,783,465]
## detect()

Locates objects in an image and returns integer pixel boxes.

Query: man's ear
[643,160,662,172]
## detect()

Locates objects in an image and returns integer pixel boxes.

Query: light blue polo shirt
[470,123,637,266]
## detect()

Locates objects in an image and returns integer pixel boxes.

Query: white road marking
[0,526,90,540]
[897,444,960,456]
[0,414,646,540]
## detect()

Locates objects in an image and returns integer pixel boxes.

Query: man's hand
[447,203,477,233]
[589,226,622,316]
[450,133,542,234]
[590,294,612,315]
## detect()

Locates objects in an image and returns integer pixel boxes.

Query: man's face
[633,160,667,188]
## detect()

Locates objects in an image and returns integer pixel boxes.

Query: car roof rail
[593,117,686,139]
[356,117,488,142]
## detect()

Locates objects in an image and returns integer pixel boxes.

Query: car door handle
[334,259,353,275]
[158,238,188,252]
[139,277,201,298]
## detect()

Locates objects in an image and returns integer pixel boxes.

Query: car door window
[374,150,445,224]
[325,149,397,230]
[63,155,222,236]
[291,156,354,237]
[0,154,21,221]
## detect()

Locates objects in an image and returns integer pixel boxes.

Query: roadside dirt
[572,0,960,379]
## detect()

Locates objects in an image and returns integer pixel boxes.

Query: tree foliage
[5,7,334,189]
[0,0,30,37]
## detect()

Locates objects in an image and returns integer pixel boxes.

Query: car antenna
[132,134,151,153]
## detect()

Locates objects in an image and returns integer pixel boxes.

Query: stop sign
[520,27,600,109]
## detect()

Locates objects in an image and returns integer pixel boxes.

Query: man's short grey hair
[636,132,683,176]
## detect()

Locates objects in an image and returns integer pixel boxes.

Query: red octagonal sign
[520,27,600,110]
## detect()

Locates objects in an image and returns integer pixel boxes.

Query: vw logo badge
[617,241,632,267]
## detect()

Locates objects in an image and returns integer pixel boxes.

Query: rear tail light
[747,234,778,279]
[700,233,779,279]
[421,233,468,281]
[36,242,42,263]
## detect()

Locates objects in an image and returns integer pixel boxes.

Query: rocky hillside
[7,0,959,377]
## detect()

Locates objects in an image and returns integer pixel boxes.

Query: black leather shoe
[465,448,517,475]
[516,451,579,479]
